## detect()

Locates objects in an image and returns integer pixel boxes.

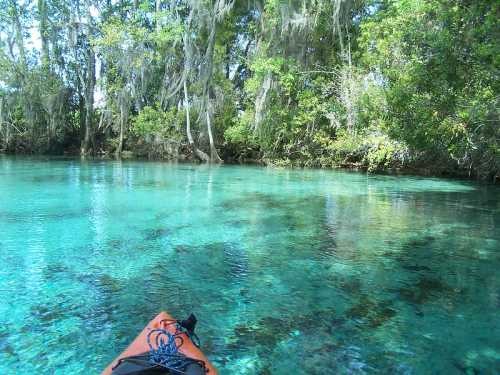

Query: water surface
[0,157,499,374]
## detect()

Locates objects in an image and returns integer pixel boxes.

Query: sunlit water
[0,157,499,374]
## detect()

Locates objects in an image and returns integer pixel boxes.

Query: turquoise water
[0,157,499,374]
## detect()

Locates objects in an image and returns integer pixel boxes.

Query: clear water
[0,156,499,374]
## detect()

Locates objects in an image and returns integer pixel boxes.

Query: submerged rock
[406,235,436,248]
[0,329,16,358]
[106,238,125,250]
[230,309,342,352]
[402,264,431,272]
[138,180,169,188]
[174,244,190,253]
[42,263,71,281]
[30,304,66,323]
[142,227,169,241]
[345,295,397,328]
[29,174,67,184]
[393,276,458,306]
[96,274,123,294]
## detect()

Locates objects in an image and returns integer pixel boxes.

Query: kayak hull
[101,311,217,375]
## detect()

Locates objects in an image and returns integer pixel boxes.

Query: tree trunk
[183,81,209,162]
[184,81,194,145]
[6,123,10,149]
[38,0,50,71]
[254,72,272,132]
[81,2,96,156]
[225,44,230,79]
[77,91,86,151]
[206,110,222,163]
[345,39,354,133]
[47,117,54,151]
[81,47,95,155]
[194,4,222,164]
[155,0,161,31]
[11,0,27,70]
[116,97,126,156]
[0,99,4,149]
[3,100,10,148]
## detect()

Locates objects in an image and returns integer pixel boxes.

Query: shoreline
[2,151,498,185]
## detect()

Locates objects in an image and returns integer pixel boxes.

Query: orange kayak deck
[102,311,218,375]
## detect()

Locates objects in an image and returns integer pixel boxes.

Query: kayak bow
[102,311,218,375]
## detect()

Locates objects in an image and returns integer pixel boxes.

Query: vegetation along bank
[0,0,498,180]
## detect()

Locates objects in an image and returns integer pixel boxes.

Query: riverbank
[3,145,498,184]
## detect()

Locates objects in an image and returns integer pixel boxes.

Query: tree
[0,0,497,179]
[359,0,499,178]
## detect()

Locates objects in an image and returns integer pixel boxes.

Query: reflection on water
[0,157,499,374]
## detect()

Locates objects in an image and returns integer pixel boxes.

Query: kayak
[102,311,218,375]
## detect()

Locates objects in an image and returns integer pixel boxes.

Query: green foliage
[0,0,497,180]
[359,0,499,178]
[131,106,181,140]
[317,129,410,172]
[224,112,255,146]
